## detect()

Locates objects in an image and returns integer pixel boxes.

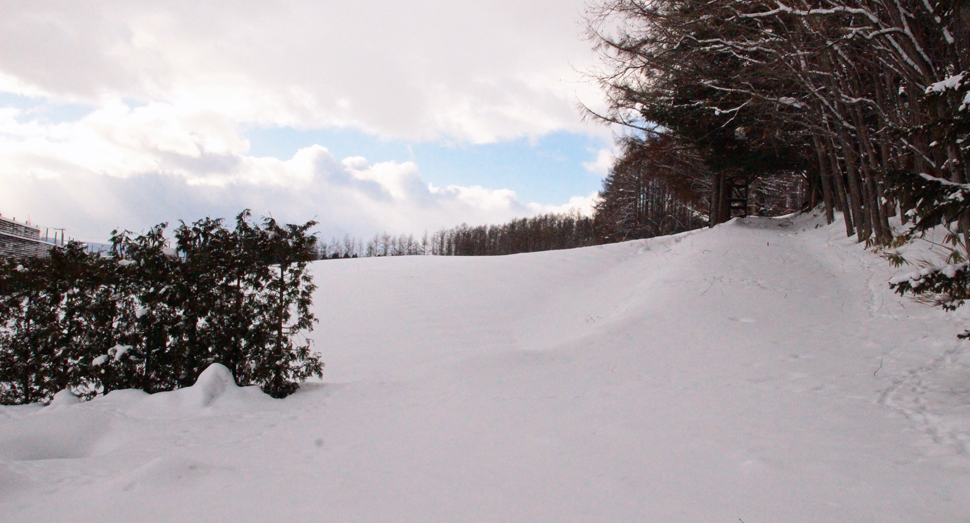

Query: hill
[2,212,969,521]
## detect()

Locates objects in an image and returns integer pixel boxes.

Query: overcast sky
[0,0,614,242]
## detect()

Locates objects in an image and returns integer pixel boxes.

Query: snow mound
[49,389,80,407]
[132,363,273,418]
[184,363,234,408]
[0,366,271,472]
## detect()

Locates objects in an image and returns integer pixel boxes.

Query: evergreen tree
[0,243,94,403]
[248,217,322,398]
[101,224,180,393]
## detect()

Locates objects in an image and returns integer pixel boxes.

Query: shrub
[0,211,323,404]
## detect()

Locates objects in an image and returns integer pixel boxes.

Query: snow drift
[1,212,969,522]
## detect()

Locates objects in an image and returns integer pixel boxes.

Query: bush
[0,211,323,404]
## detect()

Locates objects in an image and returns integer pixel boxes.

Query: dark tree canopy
[586,0,970,243]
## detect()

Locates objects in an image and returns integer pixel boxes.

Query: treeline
[319,201,707,259]
[586,0,968,244]
[317,213,598,259]
[0,211,322,404]
[316,159,716,258]
[316,232,427,258]
[431,212,598,256]
[595,136,709,242]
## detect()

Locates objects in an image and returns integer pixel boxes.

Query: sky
[0,0,616,242]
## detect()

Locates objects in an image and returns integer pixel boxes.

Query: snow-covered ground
[2,212,970,522]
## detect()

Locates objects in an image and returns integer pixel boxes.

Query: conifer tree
[248,217,322,398]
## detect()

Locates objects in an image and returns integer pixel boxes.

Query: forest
[581,0,970,317]
[585,0,967,244]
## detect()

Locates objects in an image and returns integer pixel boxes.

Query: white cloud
[582,148,616,176]
[0,1,614,239]
[0,0,609,144]
[532,193,600,217]
[0,109,556,241]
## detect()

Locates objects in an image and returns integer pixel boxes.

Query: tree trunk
[813,135,835,224]
[826,137,855,237]
[838,129,869,241]
[709,171,724,227]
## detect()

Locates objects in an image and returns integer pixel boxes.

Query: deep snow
[2,212,970,522]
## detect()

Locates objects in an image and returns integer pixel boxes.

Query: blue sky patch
[0,92,96,124]
[244,126,609,205]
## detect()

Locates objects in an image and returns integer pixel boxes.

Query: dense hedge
[0,211,322,404]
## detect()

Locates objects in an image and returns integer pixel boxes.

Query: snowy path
[3,213,970,522]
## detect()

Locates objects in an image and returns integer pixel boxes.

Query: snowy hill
[2,212,970,522]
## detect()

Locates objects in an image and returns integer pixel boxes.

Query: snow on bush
[0,211,322,405]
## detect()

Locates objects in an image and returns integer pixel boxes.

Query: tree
[0,245,77,403]
[248,217,323,398]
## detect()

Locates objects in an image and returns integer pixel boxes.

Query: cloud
[0,1,614,240]
[0,106,557,241]
[582,148,615,176]
[0,0,609,144]
[536,193,600,217]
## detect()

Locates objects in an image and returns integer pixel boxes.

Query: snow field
[2,212,970,522]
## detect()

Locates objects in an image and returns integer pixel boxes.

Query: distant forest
[317,170,803,260]
[317,139,810,260]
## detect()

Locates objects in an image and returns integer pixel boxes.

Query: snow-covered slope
[2,213,970,522]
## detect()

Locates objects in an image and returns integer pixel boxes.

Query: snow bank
[0,365,270,466]
[129,363,273,418]
[48,389,80,407]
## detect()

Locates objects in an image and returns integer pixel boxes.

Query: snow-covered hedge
[0,211,322,404]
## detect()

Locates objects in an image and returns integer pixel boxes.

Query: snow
[776,96,807,109]
[927,72,965,93]
[2,212,970,521]
[890,261,968,286]
[48,390,79,408]
[110,344,130,361]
